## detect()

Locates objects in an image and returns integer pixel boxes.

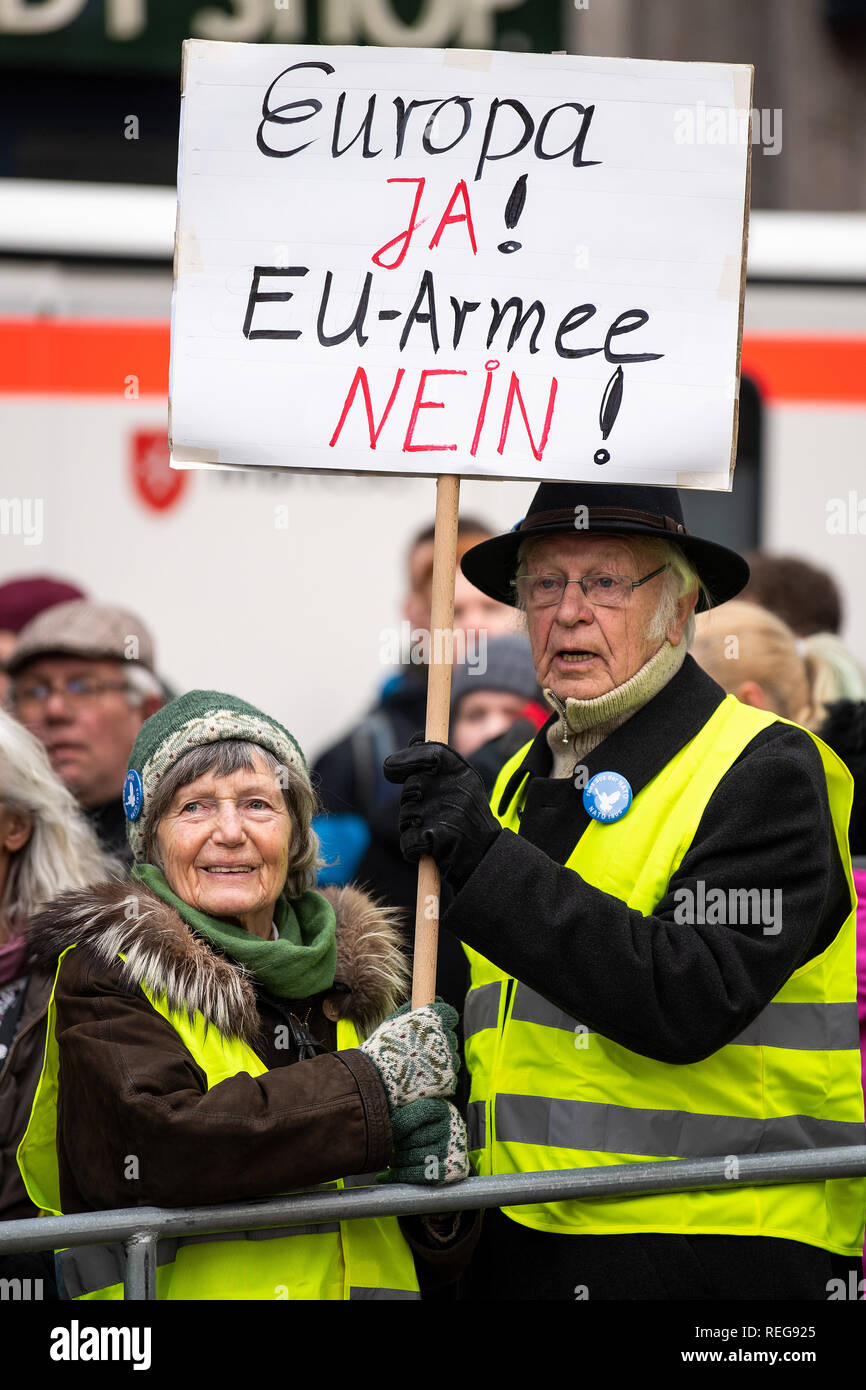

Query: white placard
[170,42,752,487]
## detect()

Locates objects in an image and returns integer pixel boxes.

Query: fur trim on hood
[25,880,411,1044]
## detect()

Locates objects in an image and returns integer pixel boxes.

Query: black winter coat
[444,656,862,1300]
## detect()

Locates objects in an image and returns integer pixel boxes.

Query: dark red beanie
[0,576,86,633]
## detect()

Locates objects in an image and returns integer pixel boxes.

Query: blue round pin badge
[123,769,144,822]
[583,771,632,824]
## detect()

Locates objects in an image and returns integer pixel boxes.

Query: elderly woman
[384,481,865,1302]
[18,691,470,1301]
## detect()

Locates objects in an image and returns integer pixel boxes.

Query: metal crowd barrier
[2,1145,865,1300]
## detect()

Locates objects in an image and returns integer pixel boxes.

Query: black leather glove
[382,739,501,892]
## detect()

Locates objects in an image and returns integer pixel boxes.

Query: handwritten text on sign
[170,45,751,485]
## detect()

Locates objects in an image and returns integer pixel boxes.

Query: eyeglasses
[12,677,131,714]
[512,564,669,610]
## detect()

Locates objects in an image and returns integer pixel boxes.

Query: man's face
[12,656,150,808]
[404,538,436,631]
[523,534,692,701]
[403,534,513,640]
[451,690,530,757]
[452,572,514,639]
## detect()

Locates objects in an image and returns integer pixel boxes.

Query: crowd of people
[0,478,864,1300]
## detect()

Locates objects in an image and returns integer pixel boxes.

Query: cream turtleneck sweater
[544,639,688,778]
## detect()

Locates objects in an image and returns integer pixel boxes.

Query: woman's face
[155,749,291,939]
[0,802,33,943]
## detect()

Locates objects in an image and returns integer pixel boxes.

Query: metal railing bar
[123,1231,158,1301]
[2,1145,865,1257]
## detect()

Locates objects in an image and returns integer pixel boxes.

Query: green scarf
[131,864,337,1000]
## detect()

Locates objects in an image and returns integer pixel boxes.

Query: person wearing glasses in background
[0,577,87,708]
[6,601,164,862]
[383,482,866,1302]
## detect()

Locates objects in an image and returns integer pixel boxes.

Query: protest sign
[169,41,753,1003]
[170,43,753,489]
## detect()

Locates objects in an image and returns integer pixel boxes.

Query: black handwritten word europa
[242,60,665,463]
[255,60,600,180]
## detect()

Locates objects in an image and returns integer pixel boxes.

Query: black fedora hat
[460,483,749,614]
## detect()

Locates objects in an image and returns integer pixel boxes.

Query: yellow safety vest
[18,946,420,1300]
[463,695,866,1255]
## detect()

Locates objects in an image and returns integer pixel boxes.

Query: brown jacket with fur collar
[23,879,411,1216]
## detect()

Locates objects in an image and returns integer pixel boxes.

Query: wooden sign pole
[411,473,460,1008]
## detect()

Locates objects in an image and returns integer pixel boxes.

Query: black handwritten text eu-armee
[242,265,663,366]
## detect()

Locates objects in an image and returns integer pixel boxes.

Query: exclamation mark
[498,174,527,254]
[595,366,624,465]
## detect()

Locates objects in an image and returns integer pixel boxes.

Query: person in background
[451,635,548,791]
[0,708,114,1296]
[802,632,866,711]
[0,576,86,706]
[313,516,515,909]
[741,552,843,637]
[692,600,824,727]
[6,601,164,862]
[427,635,548,1015]
[691,600,865,730]
[693,599,866,1138]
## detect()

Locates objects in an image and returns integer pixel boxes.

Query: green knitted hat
[124,690,308,863]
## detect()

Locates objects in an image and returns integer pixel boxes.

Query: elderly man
[7,600,163,861]
[0,576,86,706]
[384,482,865,1301]
[314,515,515,894]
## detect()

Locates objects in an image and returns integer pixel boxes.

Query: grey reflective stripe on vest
[59,1243,129,1300]
[342,1172,381,1188]
[467,1100,486,1152]
[314,1172,382,1189]
[349,1288,421,1300]
[510,985,583,1033]
[494,1092,866,1159]
[464,982,502,1038]
[730,1001,860,1050]
[511,983,860,1051]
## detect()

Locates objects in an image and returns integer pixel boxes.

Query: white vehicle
[1,181,864,752]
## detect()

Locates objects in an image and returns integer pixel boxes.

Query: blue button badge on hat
[123,769,143,822]
[583,771,632,823]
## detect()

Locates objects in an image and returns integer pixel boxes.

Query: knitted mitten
[386,1098,470,1185]
[360,1003,459,1111]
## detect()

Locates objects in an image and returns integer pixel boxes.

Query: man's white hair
[123,663,164,707]
[643,539,703,646]
[515,534,704,648]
